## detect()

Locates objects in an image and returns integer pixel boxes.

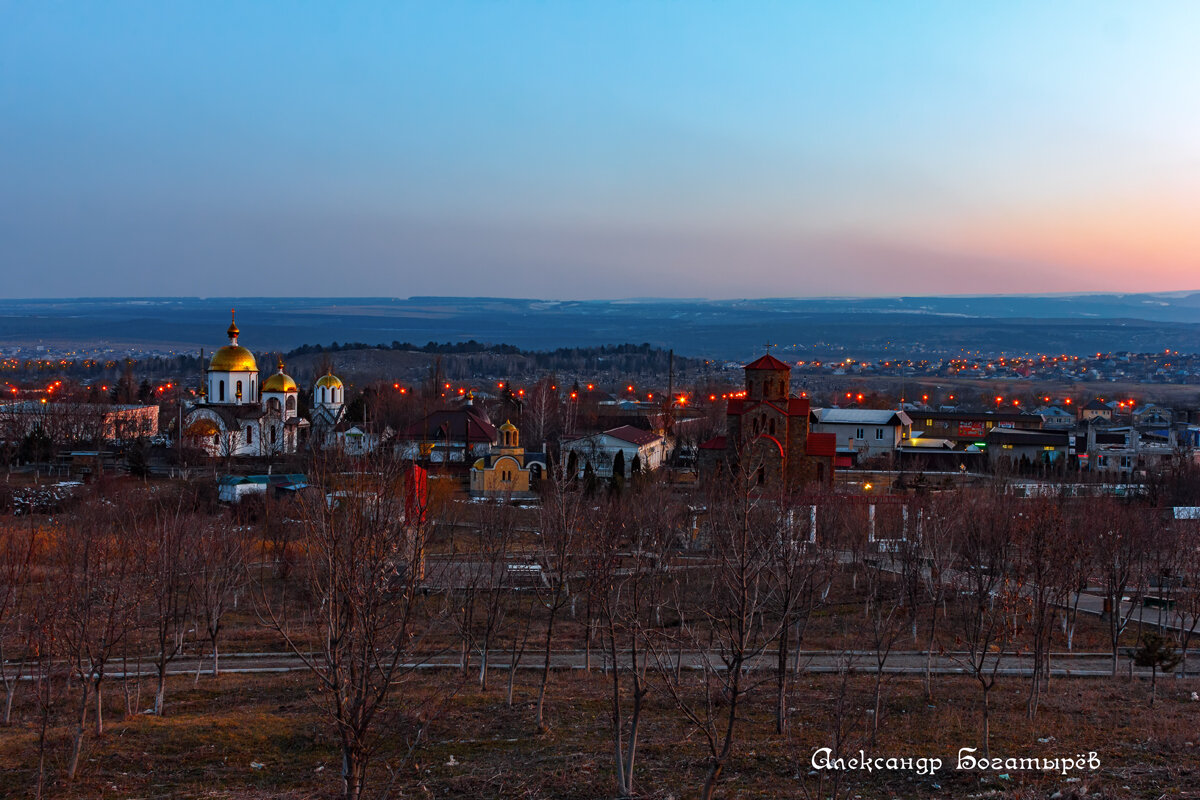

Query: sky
[3,1,1200,300]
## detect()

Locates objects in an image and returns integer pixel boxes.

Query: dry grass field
[1,667,1197,799]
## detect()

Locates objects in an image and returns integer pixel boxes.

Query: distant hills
[1,293,1199,360]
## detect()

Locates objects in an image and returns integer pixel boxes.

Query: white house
[561,425,667,478]
[1037,406,1076,429]
[809,408,912,459]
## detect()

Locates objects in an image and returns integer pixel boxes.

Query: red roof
[744,354,792,371]
[806,432,837,457]
[605,425,661,446]
[402,405,497,443]
[699,435,727,450]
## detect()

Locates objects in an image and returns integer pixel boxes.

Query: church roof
[744,354,792,371]
[605,425,661,446]
[401,404,498,443]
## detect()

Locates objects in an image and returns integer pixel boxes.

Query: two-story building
[809,408,912,463]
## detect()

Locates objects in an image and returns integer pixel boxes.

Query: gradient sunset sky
[3,2,1199,299]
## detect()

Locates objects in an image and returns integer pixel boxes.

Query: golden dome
[499,420,517,433]
[263,371,298,393]
[210,346,258,373]
[315,372,343,389]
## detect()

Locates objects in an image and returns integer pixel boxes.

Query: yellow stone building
[469,420,544,497]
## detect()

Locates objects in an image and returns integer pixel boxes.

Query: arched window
[769,418,776,435]
[286,395,296,411]
[246,426,253,444]
[321,387,327,403]
[218,381,225,402]
[270,426,277,445]
[236,380,243,401]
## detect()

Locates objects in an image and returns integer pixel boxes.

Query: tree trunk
[775,623,789,734]
[981,685,991,759]
[67,680,90,781]
[95,679,104,736]
[924,616,938,701]
[155,669,167,716]
[342,744,367,800]
[535,610,557,731]
[700,761,724,800]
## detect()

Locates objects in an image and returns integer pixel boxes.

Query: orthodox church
[183,313,345,457]
[700,354,837,490]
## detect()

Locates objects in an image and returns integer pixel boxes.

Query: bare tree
[471,499,521,691]
[769,492,834,735]
[1015,496,1073,720]
[948,489,1025,758]
[532,477,583,732]
[1171,517,1200,676]
[133,499,196,716]
[259,453,446,800]
[0,517,37,724]
[860,541,905,745]
[594,480,681,798]
[913,492,960,701]
[653,467,782,800]
[1092,498,1152,676]
[58,504,136,779]
[192,518,249,678]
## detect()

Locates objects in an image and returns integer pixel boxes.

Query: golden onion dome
[499,420,517,433]
[210,346,258,373]
[315,372,343,389]
[262,368,298,393]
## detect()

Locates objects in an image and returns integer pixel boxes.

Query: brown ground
[1,665,1197,799]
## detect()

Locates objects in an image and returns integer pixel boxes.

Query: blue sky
[3,2,1199,298]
